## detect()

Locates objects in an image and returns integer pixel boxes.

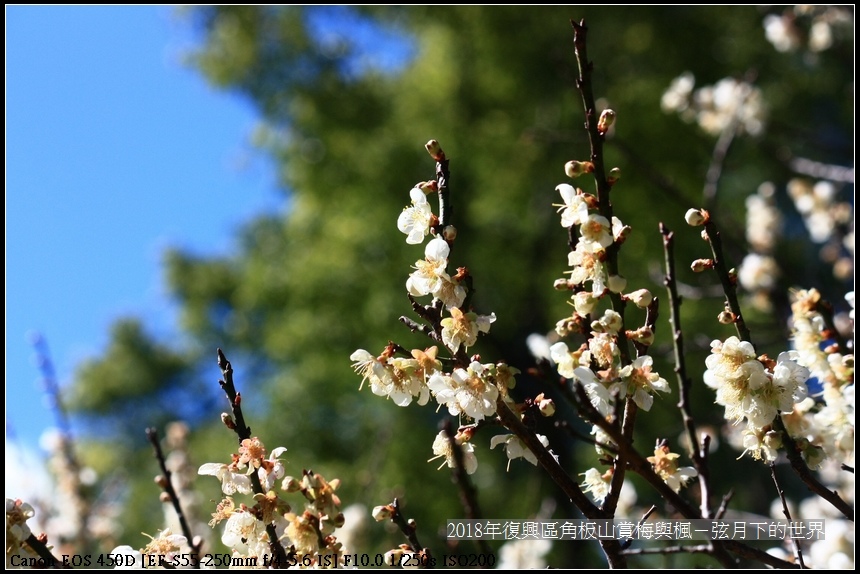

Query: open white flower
[198,462,253,495]
[616,355,670,412]
[428,430,478,474]
[428,361,499,421]
[555,184,589,227]
[397,187,433,244]
[406,237,451,298]
[440,307,496,353]
[581,467,612,503]
[490,433,548,471]
[647,445,697,492]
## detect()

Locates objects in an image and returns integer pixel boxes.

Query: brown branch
[661,223,714,518]
[773,415,854,521]
[770,463,806,568]
[146,428,202,564]
[702,218,753,344]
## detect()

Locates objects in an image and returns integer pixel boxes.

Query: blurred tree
[66,6,852,567]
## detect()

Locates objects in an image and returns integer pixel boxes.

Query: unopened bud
[608,274,627,293]
[159,492,172,503]
[536,394,556,417]
[597,109,616,135]
[583,193,600,210]
[554,278,571,290]
[607,167,621,185]
[564,160,595,178]
[221,413,236,430]
[425,140,445,161]
[627,326,655,346]
[154,475,168,488]
[372,505,394,522]
[416,180,438,194]
[700,229,709,241]
[717,311,735,324]
[281,476,302,492]
[684,208,707,226]
[691,259,714,273]
[442,225,457,241]
[728,268,738,285]
[625,289,653,308]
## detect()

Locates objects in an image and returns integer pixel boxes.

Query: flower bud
[281,476,302,492]
[684,208,707,226]
[425,140,445,161]
[536,394,556,417]
[564,160,595,178]
[607,167,621,185]
[608,274,627,293]
[154,475,168,488]
[625,289,653,308]
[416,180,438,194]
[554,278,571,290]
[372,505,394,522]
[627,326,654,346]
[221,413,236,430]
[442,225,457,241]
[597,109,616,135]
[159,492,172,503]
[717,311,735,324]
[691,259,714,272]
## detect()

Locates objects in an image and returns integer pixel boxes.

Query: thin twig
[390,498,431,560]
[661,223,713,518]
[770,463,805,568]
[146,428,202,564]
[702,218,753,344]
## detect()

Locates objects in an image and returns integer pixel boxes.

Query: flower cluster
[703,336,810,461]
[351,165,528,478]
[198,436,347,567]
[782,288,855,467]
[661,73,766,137]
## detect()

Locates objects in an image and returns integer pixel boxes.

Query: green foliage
[66,6,852,566]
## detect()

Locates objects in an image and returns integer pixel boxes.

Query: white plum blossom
[581,467,613,504]
[406,237,451,298]
[616,355,671,412]
[703,336,770,424]
[647,445,698,493]
[567,241,608,295]
[572,291,599,317]
[573,367,613,417]
[397,187,433,244]
[428,430,478,475]
[221,510,271,559]
[439,307,496,353]
[428,361,499,421]
[555,184,590,228]
[350,348,431,407]
[738,253,780,292]
[490,433,549,471]
[549,342,575,378]
[198,461,253,496]
[579,214,614,252]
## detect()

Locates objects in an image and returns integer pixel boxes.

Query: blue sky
[6,6,281,459]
